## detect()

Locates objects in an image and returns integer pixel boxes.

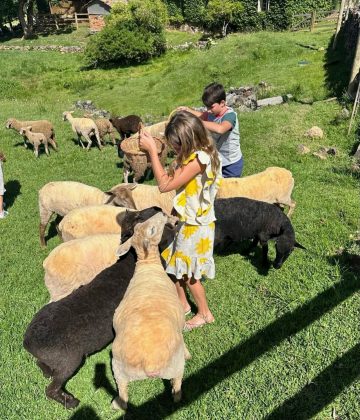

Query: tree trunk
[8,18,14,33]
[222,21,229,37]
[18,0,35,39]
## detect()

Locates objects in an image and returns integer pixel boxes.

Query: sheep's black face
[5,121,12,129]
[120,207,177,251]
[273,249,292,269]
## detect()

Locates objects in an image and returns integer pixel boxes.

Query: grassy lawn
[0,25,359,419]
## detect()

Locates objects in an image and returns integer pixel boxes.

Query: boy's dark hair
[202,82,226,108]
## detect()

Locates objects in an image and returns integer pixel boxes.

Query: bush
[84,0,168,68]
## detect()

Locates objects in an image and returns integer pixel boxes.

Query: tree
[18,0,36,38]
[205,0,244,37]
[84,0,168,68]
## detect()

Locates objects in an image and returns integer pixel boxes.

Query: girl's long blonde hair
[165,110,220,177]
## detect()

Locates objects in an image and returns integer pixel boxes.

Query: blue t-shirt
[207,107,242,166]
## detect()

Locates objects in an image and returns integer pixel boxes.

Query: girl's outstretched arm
[139,131,203,193]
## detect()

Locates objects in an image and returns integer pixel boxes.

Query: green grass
[0,25,359,419]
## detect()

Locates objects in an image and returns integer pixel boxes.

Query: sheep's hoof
[173,389,182,403]
[112,397,127,411]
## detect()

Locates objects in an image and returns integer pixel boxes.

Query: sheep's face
[274,237,305,269]
[106,184,137,209]
[116,210,177,257]
[5,119,14,129]
[120,207,177,250]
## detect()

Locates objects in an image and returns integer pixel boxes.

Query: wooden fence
[290,9,341,32]
[35,13,89,33]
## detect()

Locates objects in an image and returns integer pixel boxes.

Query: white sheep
[58,205,133,241]
[6,117,57,150]
[112,212,190,411]
[217,166,296,216]
[43,233,121,302]
[19,126,49,158]
[39,181,137,247]
[62,111,102,150]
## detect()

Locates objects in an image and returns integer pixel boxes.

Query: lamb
[19,126,50,158]
[23,210,177,409]
[6,117,57,149]
[112,212,190,411]
[58,205,134,241]
[214,197,305,268]
[217,167,296,217]
[39,181,137,247]
[83,114,117,146]
[43,233,121,301]
[62,111,102,150]
[109,114,142,140]
[107,183,175,214]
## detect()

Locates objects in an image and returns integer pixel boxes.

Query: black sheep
[214,197,305,268]
[109,115,142,140]
[23,208,174,409]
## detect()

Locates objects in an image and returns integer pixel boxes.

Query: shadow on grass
[215,241,272,276]
[103,251,358,419]
[69,406,101,420]
[4,179,21,209]
[324,22,355,98]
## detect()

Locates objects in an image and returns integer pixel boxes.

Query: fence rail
[34,13,89,32]
[290,9,341,32]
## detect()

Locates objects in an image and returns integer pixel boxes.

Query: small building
[86,0,124,32]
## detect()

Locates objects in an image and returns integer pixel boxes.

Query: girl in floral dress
[139,110,221,331]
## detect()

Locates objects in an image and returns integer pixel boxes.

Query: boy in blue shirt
[179,82,243,177]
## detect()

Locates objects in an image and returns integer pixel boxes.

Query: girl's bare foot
[183,313,215,331]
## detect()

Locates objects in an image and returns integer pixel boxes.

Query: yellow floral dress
[161,150,221,280]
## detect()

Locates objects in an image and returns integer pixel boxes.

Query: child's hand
[139,130,157,154]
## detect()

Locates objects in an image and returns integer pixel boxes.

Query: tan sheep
[43,233,121,302]
[83,113,117,145]
[39,181,137,247]
[112,212,190,411]
[109,183,175,214]
[62,111,102,150]
[58,205,134,241]
[217,166,296,216]
[6,117,57,150]
[19,126,49,158]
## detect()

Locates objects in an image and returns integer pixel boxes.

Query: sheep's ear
[295,241,306,250]
[123,183,137,190]
[115,237,132,257]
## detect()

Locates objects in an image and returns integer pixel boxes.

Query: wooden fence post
[348,31,360,97]
[333,0,347,49]
[75,13,78,30]
[310,10,316,31]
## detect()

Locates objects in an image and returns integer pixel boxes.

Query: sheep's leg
[94,131,103,150]
[123,167,130,183]
[260,242,269,264]
[49,138,58,151]
[23,139,28,148]
[44,143,50,156]
[37,360,53,378]
[39,207,53,247]
[171,376,183,403]
[184,344,191,360]
[46,370,80,409]
[287,200,296,218]
[83,133,93,151]
[77,134,85,149]
[244,237,259,254]
[112,360,128,410]
[34,144,39,158]
[110,131,116,145]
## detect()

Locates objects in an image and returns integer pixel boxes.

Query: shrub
[84,0,168,68]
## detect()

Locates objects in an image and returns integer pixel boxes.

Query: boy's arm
[203,120,232,134]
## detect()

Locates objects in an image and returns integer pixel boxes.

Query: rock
[313,151,327,160]
[305,126,324,139]
[298,144,311,154]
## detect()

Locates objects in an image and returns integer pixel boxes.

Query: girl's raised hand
[139,130,157,154]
